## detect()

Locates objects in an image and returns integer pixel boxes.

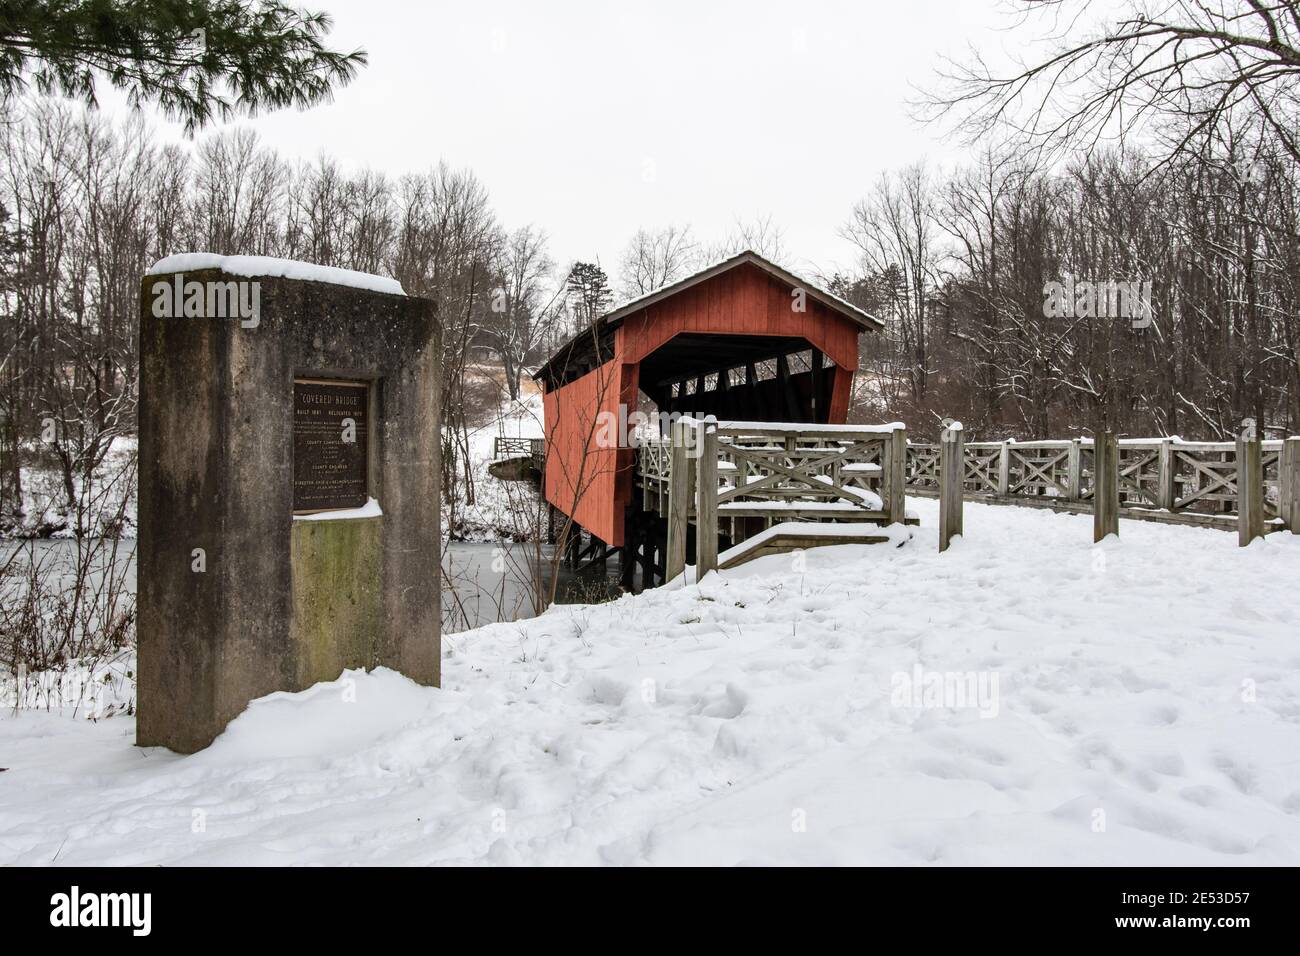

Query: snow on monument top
[147,253,406,297]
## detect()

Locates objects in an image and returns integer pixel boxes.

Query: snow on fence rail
[637,420,909,578]
[906,434,1300,534]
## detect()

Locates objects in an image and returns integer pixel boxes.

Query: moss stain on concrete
[289,516,383,686]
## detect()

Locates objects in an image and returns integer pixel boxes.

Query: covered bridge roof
[535,249,882,384]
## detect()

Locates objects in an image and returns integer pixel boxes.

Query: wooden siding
[617,262,861,370]
[542,358,629,546]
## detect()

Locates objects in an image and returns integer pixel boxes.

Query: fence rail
[493,436,545,470]
[637,420,909,577]
[907,435,1298,531]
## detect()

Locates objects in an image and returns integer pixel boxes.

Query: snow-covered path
[3,499,1300,865]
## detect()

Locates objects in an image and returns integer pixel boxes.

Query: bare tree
[389,163,501,509]
[0,103,148,525]
[188,129,287,255]
[842,164,939,407]
[701,214,789,263]
[485,225,557,400]
[841,132,1300,441]
[617,223,699,298]
[926,0,1300,168]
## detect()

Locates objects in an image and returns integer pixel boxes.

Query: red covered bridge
[534,250,887,583]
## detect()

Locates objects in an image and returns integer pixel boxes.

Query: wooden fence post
[1282,437,1300,534]
[996,441,1011,495]
[694,420,718,577]
[665,421,692,581]
[883,426,908,523]
[1066,439,1082,500]
[1093,431,1120,542]
[939,423,964,552]
[1157,439,1176,511]
[1237,419,1264,547]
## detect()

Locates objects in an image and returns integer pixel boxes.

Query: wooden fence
[907,434,1300,536]
[637,420,909,577]
[492,436,546,470]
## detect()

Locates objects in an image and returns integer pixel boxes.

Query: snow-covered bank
[446,393,544,542]
[4,437,138,539]
[3,498,1300,865]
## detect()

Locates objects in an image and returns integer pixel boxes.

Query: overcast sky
[116,0,1022,280]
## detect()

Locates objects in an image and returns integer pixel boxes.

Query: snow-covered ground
[2,498,1299,865]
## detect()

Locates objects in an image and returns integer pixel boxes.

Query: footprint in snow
[1179,785,1223,808]
[1147,705,1180,726]
[1212,753,1258,795]
[699,684,748,719]
[1145,752,1186,776]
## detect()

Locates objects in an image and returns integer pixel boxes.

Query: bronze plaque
[293,378,369,514]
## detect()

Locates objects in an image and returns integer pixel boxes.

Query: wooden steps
[717,521,909,570]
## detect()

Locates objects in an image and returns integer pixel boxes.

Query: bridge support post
[695,420,719,577]
[639,523,656,586]
[565,525,582,566]
[619,507,636,592]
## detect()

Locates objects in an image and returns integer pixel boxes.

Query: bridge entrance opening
[638,333,837,425]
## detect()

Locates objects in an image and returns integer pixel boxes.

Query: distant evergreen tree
[564,261,612,331]
[826,273,878,313]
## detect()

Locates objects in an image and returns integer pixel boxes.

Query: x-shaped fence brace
[1117,447,1159,506]
[1007,447,1071,497]
[1174,452,1237,510]
[904,437,1288,522]
[907,447,940,485]
[718,439,885,509]
[964,447,1002,493]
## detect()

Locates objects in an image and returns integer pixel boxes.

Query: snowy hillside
[446,392,545,542]
[2,497,1299,865]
